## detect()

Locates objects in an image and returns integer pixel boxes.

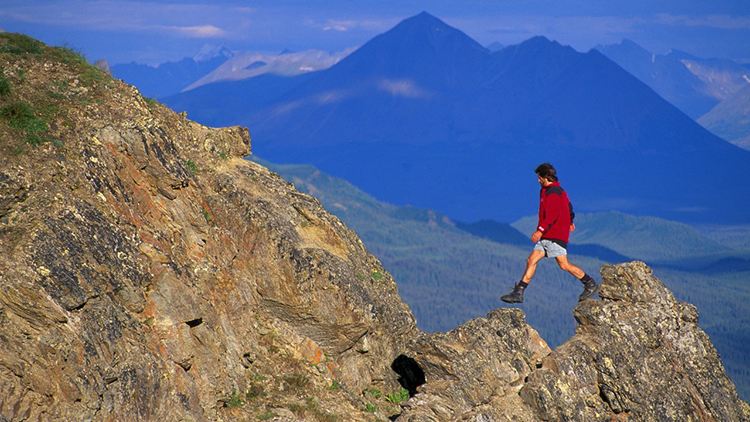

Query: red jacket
[537,181,575,247]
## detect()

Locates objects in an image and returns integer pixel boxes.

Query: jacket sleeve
[569,201,575,223]
[538,193,563,233]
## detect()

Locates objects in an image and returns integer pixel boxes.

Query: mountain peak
[325,11,488,80]
[510,35,577,56]
[517,35,564,50]
[373,11,486,52]
[525,35,553,44]
[192,45,233,62]
[619,38,647,49]
[384,11,481,44]
[401,11,444,26]
[596,39,651,59]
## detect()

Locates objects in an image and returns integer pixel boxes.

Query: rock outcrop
[398,262,750,421]
[1,34,748,421]
[1,34,415,421]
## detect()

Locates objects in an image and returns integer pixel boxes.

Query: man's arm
[569,201,575,223]
[537,193,562,234]
[569,201,575,232]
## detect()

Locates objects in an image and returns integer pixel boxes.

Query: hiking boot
[578,279,599,302]
[501,284,525,303]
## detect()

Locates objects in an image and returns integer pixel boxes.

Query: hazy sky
[1,0,749,65]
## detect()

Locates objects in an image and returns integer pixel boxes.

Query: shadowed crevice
[391,354,426,396]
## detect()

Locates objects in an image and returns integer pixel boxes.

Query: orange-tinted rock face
[0,34,416,421]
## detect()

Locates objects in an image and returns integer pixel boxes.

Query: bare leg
[555,255,585,279]
[521,250,546,283]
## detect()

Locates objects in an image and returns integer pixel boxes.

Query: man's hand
[570,223,576,232]
[531,230,543,243]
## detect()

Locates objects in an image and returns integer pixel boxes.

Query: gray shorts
[534,239,567,258]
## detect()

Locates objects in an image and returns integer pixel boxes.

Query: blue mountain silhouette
[164,12,750,223]
[597,40,717,118]
[113,49,231,98]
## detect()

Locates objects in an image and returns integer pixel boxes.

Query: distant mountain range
[184,48,350,91]
[597,39,750,149]
[596,40,716,118]
[111,47,233,98]
[111,47,348,98]
[165,12,750,224]
[699,84,750,150]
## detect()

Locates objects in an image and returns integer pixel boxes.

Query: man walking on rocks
[501,163,599,304]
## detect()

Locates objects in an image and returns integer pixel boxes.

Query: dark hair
[535,163,558,181]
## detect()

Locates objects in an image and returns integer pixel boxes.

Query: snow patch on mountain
[184,48,353,91]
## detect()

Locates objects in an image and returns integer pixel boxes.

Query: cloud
[270,99,305,117]
[455,13,750,54]
[315,90,348,104]
[467,13,750,39]
[313,17,397,33]
[478,15,644,38]
[234,7,255,15]
[323,20,356,32]
[162,25,226,38]
[0,1,245,39]
[445,14,648,51]
[378,79,431,98]
[654,14,750,30]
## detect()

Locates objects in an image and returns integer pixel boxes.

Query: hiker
[500,163,599,304]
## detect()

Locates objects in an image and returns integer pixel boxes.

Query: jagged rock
[396,309,549,421]
[396,262,750,421]
[1,35,416,421]
[1,34,748,421]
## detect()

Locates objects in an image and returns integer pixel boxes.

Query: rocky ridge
[399,262,750,420]
[1,34,748,421]
[0,34,415,421]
